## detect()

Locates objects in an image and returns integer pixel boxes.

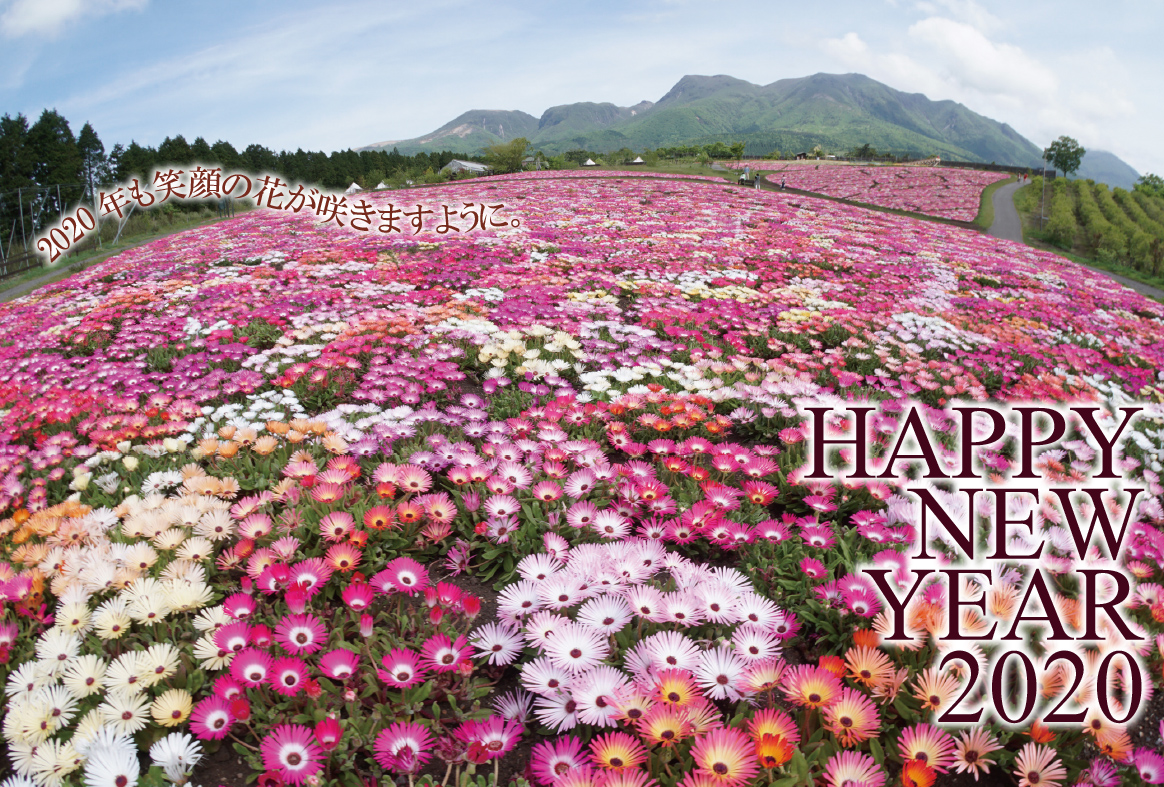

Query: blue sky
[0,0,1159,175]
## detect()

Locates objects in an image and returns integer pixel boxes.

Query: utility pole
[1040,155,1048,230]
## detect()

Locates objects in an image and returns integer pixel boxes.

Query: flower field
[760,164,1010,222]
[0,174,1163,787]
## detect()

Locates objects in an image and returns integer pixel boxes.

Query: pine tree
[78,122,110,199]
[27,109,82,221]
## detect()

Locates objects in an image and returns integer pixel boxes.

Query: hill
[1070,150,1140,190]
[360,109,539,156]
[360,72,1051,166]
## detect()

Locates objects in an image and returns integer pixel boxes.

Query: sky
[0,0,1160,175]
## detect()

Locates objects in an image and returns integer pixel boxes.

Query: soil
[192,740,253,787]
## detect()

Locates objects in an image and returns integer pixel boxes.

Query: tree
[729,141,745,161]
[1136,173,1164,196]
[113,141,157,184]
[0,113,35,192]
[485,137,530,174]
[190,136,213,163]
[28,109,82,217]
[1044,136,1085,178]
[157,135,193,166]
[77,122,110,199]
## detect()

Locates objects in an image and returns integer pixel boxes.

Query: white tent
[583,158,597,166]
[441,159,491,176]
[375,182,388,190]
[344,182,362,195]
[631,156,645,164]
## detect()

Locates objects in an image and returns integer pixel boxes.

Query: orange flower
[1096,728,1131,761]
[819,655,846,678]
[655,669,699,706]
[755,734,794,768]
[747,708,798,746]
[252,436,279,455]
[1025,720,1055,744]
[902,759,936,787]
[364,506,396,531]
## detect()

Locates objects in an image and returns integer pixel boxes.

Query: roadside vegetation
[1016,175,1164,292]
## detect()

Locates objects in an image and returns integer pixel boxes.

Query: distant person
[780,177,786,190]
[754,173,761,189]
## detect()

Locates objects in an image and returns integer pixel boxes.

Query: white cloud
[908,17,1057,100]
[915,0,1001,34]
[821,7,1148,171]
[0,0,148,38]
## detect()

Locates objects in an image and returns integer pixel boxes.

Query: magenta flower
[419,634,470,673]
[230,647,273,687]
[319,649,360,680]
[379,556,429,595]
[274,613,327,655]
[341,582,375,610]
[378,648,428,688]
[260,724,323,786]
[799,557,827,579]
[270,656,308,697]
[190,696,233,740]
[373,722,433,774]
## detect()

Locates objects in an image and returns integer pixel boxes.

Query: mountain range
[360,72,1139,188]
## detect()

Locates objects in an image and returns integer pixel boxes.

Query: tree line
[0,108,485,252]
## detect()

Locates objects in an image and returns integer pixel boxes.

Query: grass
[0,207,251,301]
[972,175,1016,230]
[1013,183,1164,301]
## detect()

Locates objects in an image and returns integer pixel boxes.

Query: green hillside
[360,109,539,156]
[1071,150,1141,190]
[361,72,1051,165]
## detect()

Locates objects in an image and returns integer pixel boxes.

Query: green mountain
[360,109,539,156]
[1070,150,1140,190]
[358,73,1120,172]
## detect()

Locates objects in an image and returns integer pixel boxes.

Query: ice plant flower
[691,728,760,786]
[951,728,1000,780]
[589,732,647,770]
[822,751,885,787]
[260,724,322,786]
[822,687,880,747]
[373,722,434,774]
[897,724,956,773]
[1013,743,1067,787]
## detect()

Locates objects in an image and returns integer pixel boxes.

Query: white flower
[150,732,203,782]
[82,743,139,787]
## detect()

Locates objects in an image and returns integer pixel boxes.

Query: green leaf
[893,695,918,721]
[870,738,885,765]
[791,751,810,783]
[412,681,434,704]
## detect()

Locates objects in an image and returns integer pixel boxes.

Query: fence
[0,251,42,282]
[0,183,90,262]
[936,160,1055,179]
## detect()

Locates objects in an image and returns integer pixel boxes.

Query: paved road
[988,181,1024,242]
[987,179,1164,301]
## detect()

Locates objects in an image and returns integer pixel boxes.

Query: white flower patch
[886,312,993,352]
[452,287,506,303]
